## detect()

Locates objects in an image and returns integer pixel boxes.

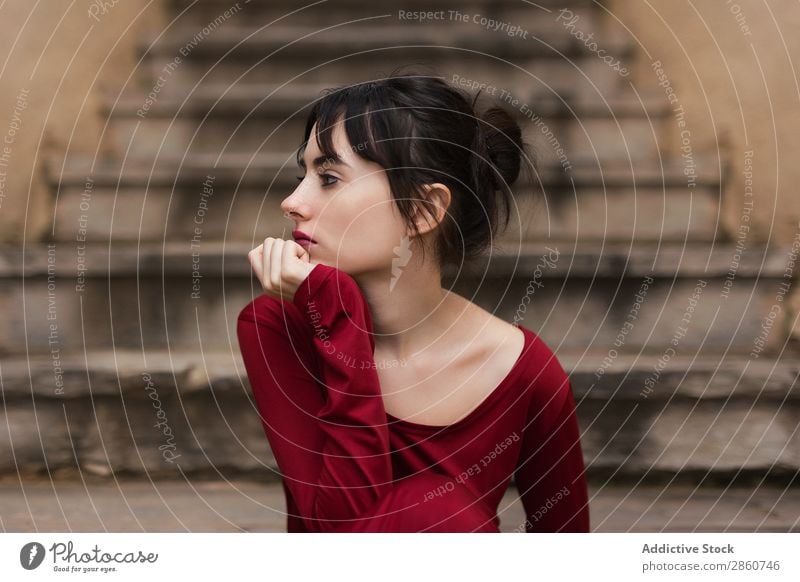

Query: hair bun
[478,106,523,190]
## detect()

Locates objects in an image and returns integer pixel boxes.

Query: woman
[237,68,590,533]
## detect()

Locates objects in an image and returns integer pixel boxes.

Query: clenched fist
[247,237,317,301]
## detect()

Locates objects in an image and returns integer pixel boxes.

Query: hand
[247,237,317,301]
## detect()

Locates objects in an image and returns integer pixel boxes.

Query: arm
[513,378,590,532]
[237,263,392,530]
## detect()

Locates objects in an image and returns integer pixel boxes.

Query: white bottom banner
[1,533,796,580]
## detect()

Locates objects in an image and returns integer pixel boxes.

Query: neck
[352,261,457,362]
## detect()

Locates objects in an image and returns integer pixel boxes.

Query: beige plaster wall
[0,0,165,242]
[606,0,800,246]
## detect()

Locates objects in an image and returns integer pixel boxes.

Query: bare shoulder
[377,292,529,425]
[467,304,573,414]
[448,292,525,357]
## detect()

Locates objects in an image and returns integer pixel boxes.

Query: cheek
[335,189,406,255]
[341,175,395,225]
[343,202,403,248]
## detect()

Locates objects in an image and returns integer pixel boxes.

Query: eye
[318,173,339,187]
[295,173,339,187]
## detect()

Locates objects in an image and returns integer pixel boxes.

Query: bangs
[296,82,404,171]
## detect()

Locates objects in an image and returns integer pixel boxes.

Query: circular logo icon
[20,542,46,570]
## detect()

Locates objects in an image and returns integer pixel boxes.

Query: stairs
[3,0,799,490]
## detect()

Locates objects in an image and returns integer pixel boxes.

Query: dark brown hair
[297,65,534,268]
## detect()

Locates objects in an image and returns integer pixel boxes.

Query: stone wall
[0,0,165,242]
[608,0,800,247]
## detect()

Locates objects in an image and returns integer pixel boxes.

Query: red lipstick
[292,229,316,247]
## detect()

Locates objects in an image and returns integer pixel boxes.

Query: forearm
[515,386,590,532]
[237,264,392,530]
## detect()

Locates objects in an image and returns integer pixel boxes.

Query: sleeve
[236,263,393,531]
[513,375,590,532]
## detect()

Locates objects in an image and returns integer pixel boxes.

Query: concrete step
[0,477,797,532]
[143,20,619,60]
[138,22,634,96]
[5,349,799,401]
[2,350,799,482]
[1,241,791,354]
[45,155,723,244]
[106,86,672,163]
[165,0,600,30]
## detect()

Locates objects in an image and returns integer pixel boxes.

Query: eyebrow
[298,152,352,170]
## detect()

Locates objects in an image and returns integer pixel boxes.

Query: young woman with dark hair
[237,67,590,533]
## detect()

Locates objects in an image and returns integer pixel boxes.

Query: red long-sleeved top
[237,263,590,532]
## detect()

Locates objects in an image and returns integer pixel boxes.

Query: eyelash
[295,173,339,187]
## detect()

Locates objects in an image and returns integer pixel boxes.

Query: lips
[292,229,316,244]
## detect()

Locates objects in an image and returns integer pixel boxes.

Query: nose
[280,193,303,221]
[281,179,317,222]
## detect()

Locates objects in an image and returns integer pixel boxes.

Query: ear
[408,183,451,237]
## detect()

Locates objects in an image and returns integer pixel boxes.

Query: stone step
[107,86,672,163]
[143,19,617,60]
[5,348,799,401]
[0,242,792,354]
[1,477,797,532]
[113,83,662,120]
[165,0,599,29]
[138,22,634,96]
[2,350,798,482]
[45,155,723,243]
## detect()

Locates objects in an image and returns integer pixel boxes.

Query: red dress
[237,263,590,533]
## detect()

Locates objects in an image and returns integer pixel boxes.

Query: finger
[290,238,310,264]
[270,238,284,290]
[262,238,274,291]
[282,239,303,279]
[248,244,264,284]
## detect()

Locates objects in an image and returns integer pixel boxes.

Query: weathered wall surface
[0,0,165,242]
[608,0,800,245]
